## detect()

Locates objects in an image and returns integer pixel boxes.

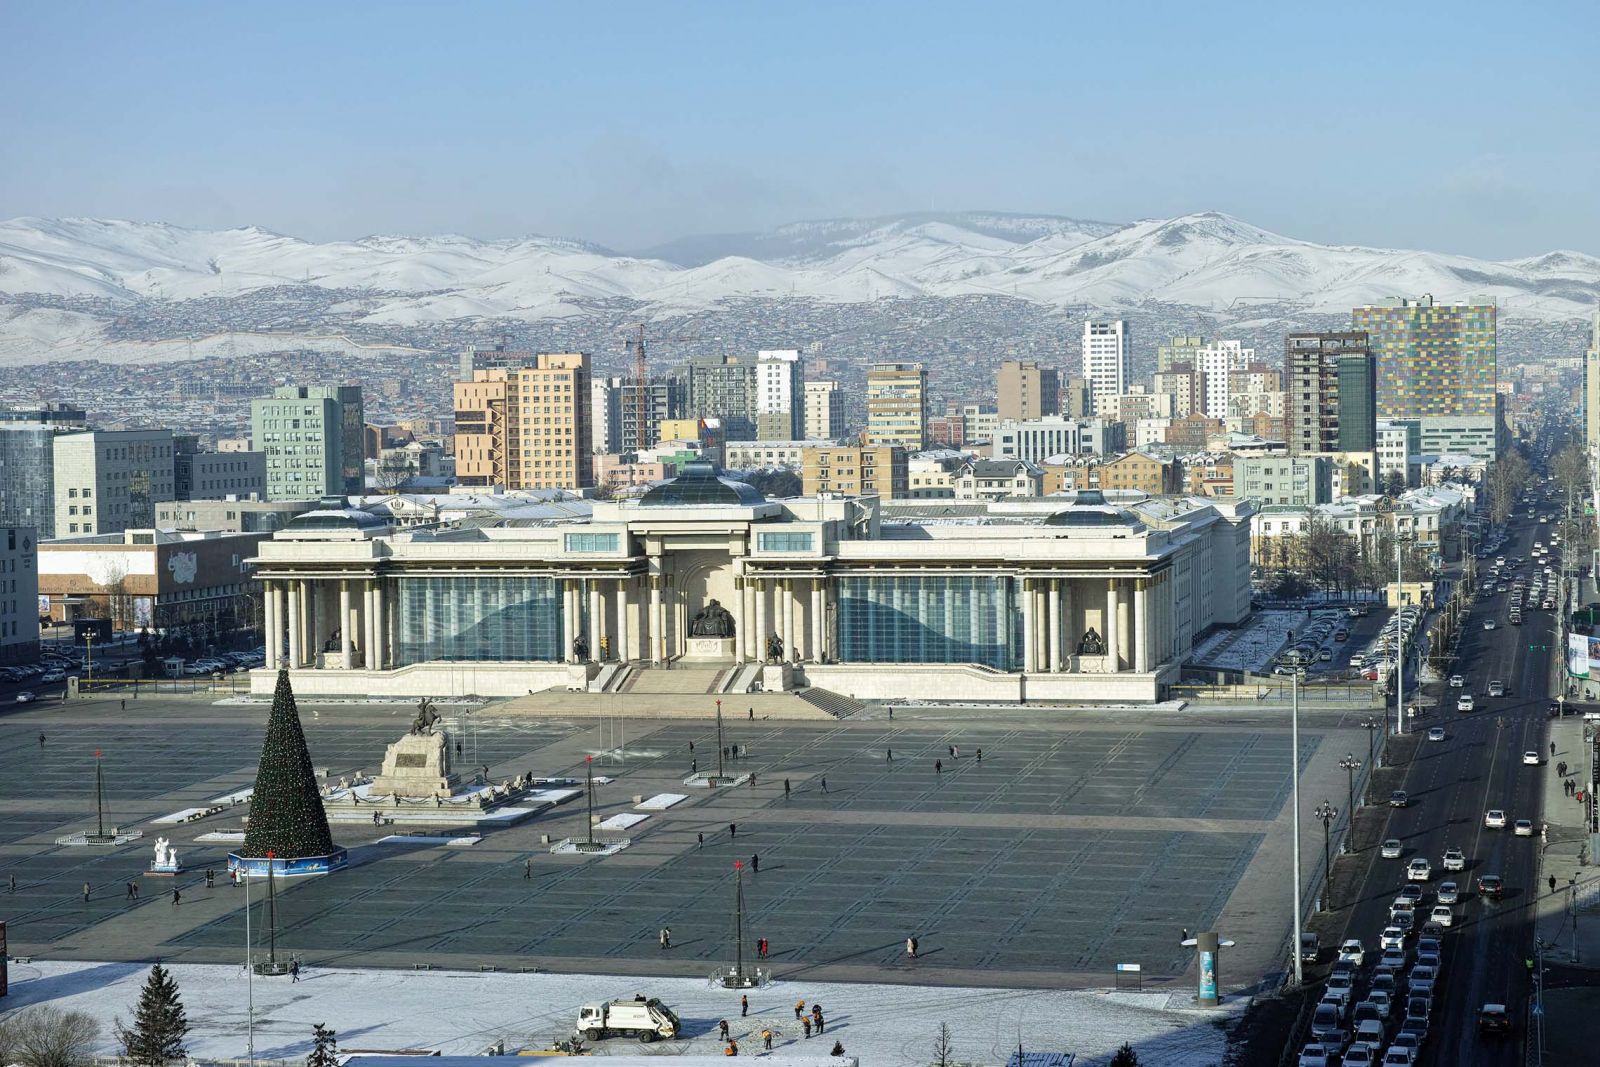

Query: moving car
[1381,839,1404,859]
[1338,939,1366,965]
[1427,725,1446,741]
[1483,619,1497,630]
[1488,680,1505,696]
[1396,884,1425,904]
[1458,694,1475,712]
[1342,1043,1378,1067]
[1477,874,1504,899]
[14,691,36,703]
[1442,848,1465,871]
[1478,1003,1512,1036]
[1437,881,1459,904]
[1449,674,1465,687]
[1514,819,1534,837]
[1298,1042,1338,1067]
[1429,904,1454,928]
[1485,810,1506,828]
[1408,964,1437,997]
[1406,857,1432,881]
[1376,949,1407,974]
[1390,790,1410,807]
[1523,751,1541,765]
[1379,926,1406,951]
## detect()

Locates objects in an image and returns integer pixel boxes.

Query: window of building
[564,532,619,553]
[758,532,814,552]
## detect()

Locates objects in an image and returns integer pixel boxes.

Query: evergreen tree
[115,964,189,1067]
[242,670,337,859]
[1109,1043,1139,1067]
[306,1023,338,1067]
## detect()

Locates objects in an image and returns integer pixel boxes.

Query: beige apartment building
[803,380,844,440]
[864,363,927,449]
[997,360,1060,422]
[454,353,592,490]
[801,445,908,499]
[453,371,509,486]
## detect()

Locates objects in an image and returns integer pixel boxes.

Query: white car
[1338,939,1366,965]
[1382,1046,1416,1066]
[1483,620,1497,630]
[1449,674,1465,687]
[1298,1043,1338,1067]
[1458,694,1475,712]
[1429,904,1454,927]
[1514,819,1535,837]
[1427,726,1447,742]
[1379,926,1406,951]
[1406,857,1432,882]
[1488,680,1505,696]
[1485,809,1507,828]
[14,690,36,703]
[1523,751,1541,765]
[1442,848,1465,871]
[1342,1044,1378,1067]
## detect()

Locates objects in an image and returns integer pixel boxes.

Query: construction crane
[625,323,649,454]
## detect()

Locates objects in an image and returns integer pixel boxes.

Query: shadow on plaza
[0,960,147,1010]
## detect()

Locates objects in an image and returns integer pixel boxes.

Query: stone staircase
[618,666,723,695]
[795,688,866,718]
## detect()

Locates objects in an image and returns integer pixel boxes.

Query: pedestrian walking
[1180,927,1190,942]
[762,1029,773,1051]
[8,874,15,893]
[752,853,761,872]
[126,881,136,900]
[690,740,695,753]
[455,740,462,758]
[820,776,828,793]
[1525,956,1534,974]
[758,937,769,959]
[290,959,300,982]
[719,1020,730,1041]
[748,707,754,720]
[741,994,749,1017]
[1552,742,1557,757]
[120,698,126,712]
[907,936,918,959]
[171,888,181,906]
[82,881,90,902]
[812,1005,824,1033]
[38,732,45,747]
[948,745,955,758]
[888,706,893,720]
[660,926,672,950]
[802,1018,812,1039]
[795,1000,805,1020]
[935,759,942,775]
[749,772,757,787]
[724,746,731,762]
[784,778,791,799]
[1550,875,1558,894]
[976,748,982,763]
[698,832,705,848]
[131,881,139,900]
[729,822,738,839]
[524,858,532,880]
[692,758,698,774]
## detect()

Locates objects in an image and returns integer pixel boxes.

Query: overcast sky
[2,0,1596,258]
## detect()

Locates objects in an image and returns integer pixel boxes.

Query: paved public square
[0,693,1371,991]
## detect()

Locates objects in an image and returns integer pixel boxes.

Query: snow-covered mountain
[2,212,1597,342]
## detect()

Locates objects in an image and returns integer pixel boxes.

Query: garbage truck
[574,996,680,1042]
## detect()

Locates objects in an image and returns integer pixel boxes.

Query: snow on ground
[1190,611,1307,674]
[0,961,1232,1067]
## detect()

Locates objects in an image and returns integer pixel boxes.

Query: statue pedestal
[682,637,736,662]
[761,663,794,692]
[369,732,458,799]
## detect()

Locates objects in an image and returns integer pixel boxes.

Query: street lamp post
[1287,635,1305,986]
[1314,801,1338,911]
[1338,754,1361,852]
[1362,716,1383,770]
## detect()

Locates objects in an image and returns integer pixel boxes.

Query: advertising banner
[1568,634,1600,678]
[1198,949,1217,1002]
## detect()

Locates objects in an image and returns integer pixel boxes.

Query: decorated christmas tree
[241,670,337,859]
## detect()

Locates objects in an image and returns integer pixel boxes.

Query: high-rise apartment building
[1353,295,1498,421]
[996,360,1061,422]
[1152,367,1204,419]
[453,371,509,487]
[1286,333,1377,455]
[865,363,928,449]
[801,445,908,499]
[1585,314,1600,456]
[804,380,844,440]
[1060,377,1095,418]
[251,385,364,500]
[53,429,176,537]
[504,353,592,490]
[459,343,537,380]
[1195,340,1254,419]
[590,376,685,454]
[1081,321,1129,407]
[683,350,803,441]
[1157,336,1208,373]
[0,425,62,538]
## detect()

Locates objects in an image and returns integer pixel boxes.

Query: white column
[649,577,663,664]
[1022,579,1038,673]
[745,577,758,660]
[778,579,793,661]
[811,580,825,663]
[1061,579,1075,668]
[588,583,603,662]
[263,580,278,669]
[373,579,387,669]
[755,578,769,659]
[1117,581,1132,672]
[1135,578,1151,673]
[1048,578,1063,672]
[1104,579,1119,673]
[338,580,353,669]
[617,578,631,663]
[286,581,303,668]
[733,576,747,664]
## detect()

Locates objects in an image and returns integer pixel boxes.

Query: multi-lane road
[1332,509,1560,1065]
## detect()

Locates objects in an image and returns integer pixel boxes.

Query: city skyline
[2,1,1596,258]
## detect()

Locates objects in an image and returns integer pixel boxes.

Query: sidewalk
[1534,713,1598,961]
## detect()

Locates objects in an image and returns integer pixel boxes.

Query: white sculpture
[167,845,180,869]
[153,837,170,868]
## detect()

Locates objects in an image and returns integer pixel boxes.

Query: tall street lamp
[1362,716,1383,770]
[1314,801,1338,911]
[1286,635,1305,986]
[1338,754,1361,852]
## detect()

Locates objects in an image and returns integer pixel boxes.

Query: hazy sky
[3,1,1596,258]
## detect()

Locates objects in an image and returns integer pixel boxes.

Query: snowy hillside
[1,211,1597,353]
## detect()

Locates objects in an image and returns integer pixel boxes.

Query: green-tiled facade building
[1352,296,1497,420]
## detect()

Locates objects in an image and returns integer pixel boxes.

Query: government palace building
[250,461,1254,704]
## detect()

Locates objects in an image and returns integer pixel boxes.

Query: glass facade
[396,576,563,664]
[837,574,1021,670]
[564,532,619,553]
[0,426,56,538]
[758,531,813,552]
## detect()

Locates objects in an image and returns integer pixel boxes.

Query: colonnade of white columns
[1018,572,1169,675]
[265,576,389,670]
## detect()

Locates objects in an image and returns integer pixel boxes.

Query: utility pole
[1288,634,1304,986]
[715,699,726,780]
[1395,534,1406,739]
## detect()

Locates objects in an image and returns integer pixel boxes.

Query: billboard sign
[1569,634,1600,678]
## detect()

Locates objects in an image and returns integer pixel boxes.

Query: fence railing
[77,674,250,696]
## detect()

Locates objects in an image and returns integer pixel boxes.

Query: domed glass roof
[638,460,766,507]
[1043,489,1141,528]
